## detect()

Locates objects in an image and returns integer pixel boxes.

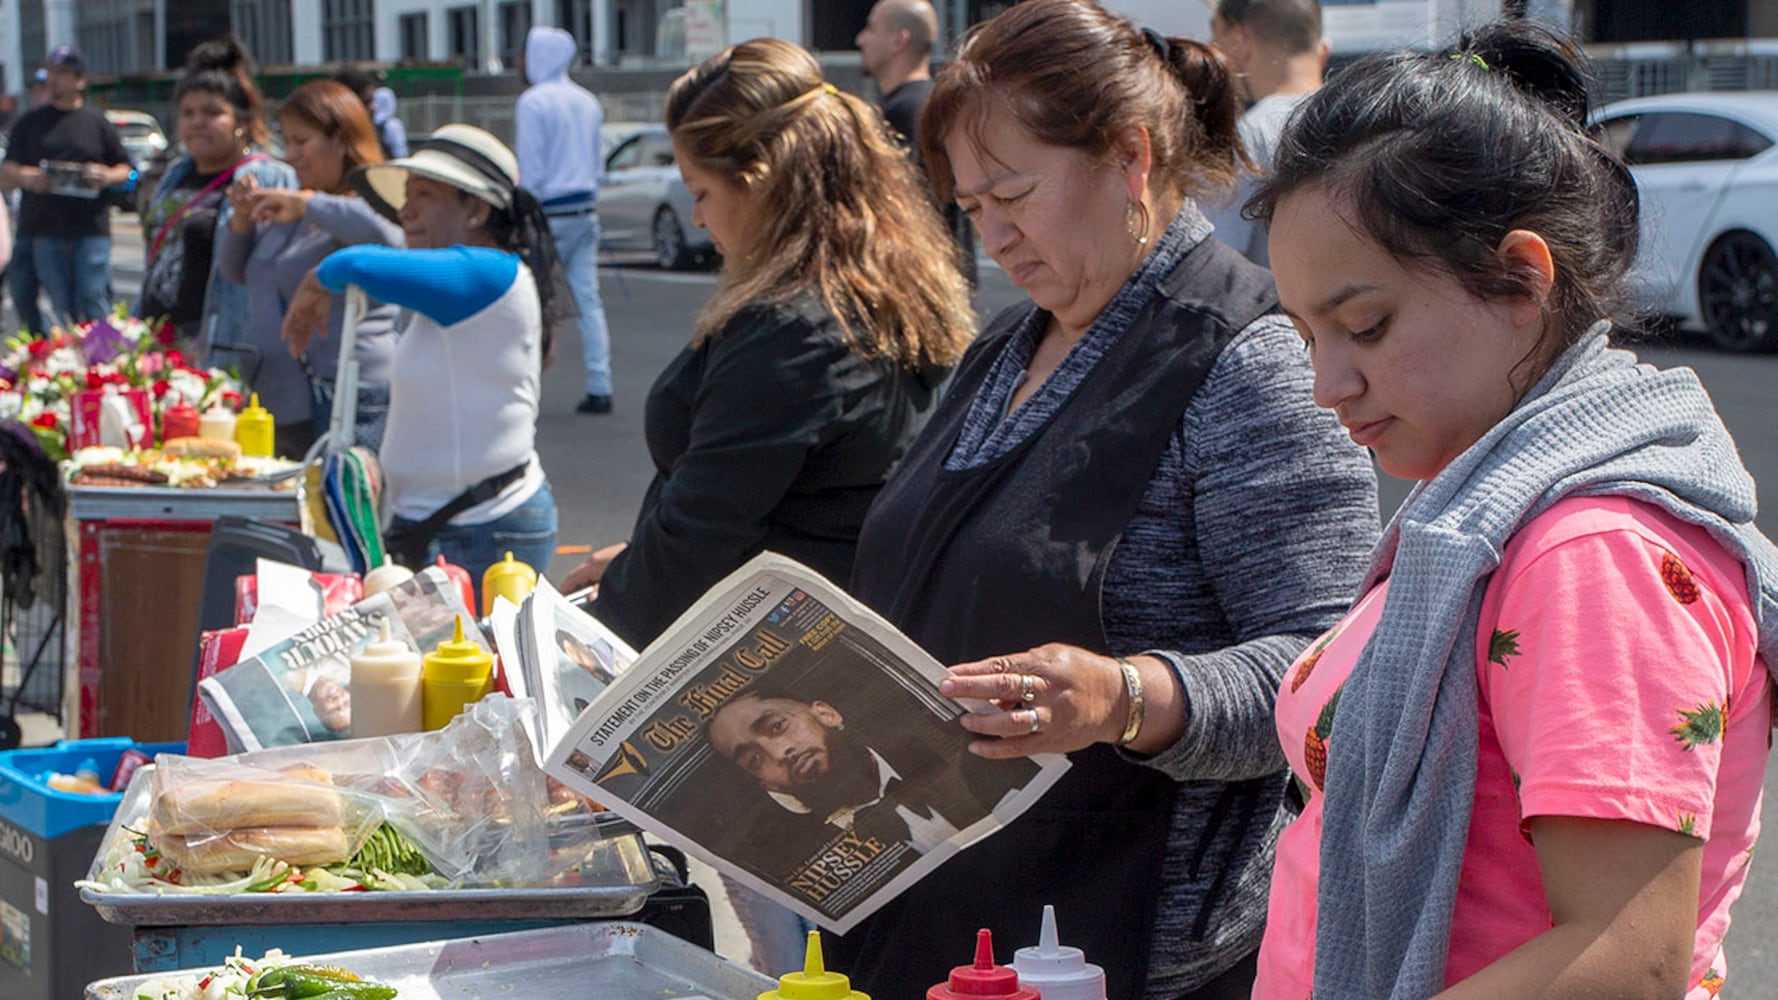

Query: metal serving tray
[86,921,776,999]
[80,767,660,926]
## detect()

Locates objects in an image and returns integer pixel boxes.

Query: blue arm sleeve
[316,245,520,326]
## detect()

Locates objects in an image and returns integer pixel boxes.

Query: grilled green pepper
[245,964,396,999]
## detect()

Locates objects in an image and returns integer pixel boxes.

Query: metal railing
[1585,38,1778,104]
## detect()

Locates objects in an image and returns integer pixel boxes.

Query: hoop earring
[1125,199,1152,246]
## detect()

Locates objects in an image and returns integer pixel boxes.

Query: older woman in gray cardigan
[217,79,402,458]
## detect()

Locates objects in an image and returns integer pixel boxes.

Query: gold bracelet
[1116,658,1146,747]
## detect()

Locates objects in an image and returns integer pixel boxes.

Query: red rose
[26,339,50,359]
[166,350,185,368]
[156,322,176,346]
[153,379,171,398]
[86,370,105,389]
[30,412,58,429]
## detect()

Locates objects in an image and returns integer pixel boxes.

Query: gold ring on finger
[1020,674,1038,705]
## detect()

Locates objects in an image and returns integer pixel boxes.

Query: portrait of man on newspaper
[542,556,1068,931]
[706,675,1022,871]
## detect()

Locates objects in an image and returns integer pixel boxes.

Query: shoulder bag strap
[148,153,268,258]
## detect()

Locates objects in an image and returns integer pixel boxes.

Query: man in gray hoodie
[517,26,613,414]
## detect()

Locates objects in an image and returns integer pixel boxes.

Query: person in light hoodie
[517,26,614,415]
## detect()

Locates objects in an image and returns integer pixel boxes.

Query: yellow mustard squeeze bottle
[761,931,869,1000]
[422,615,493,730]
[234,392,275,457]
[481,550,538,617]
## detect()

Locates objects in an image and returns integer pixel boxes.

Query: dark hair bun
[1456,20,1591,129]
[185,34,254,76]
[1167,38,1253,178]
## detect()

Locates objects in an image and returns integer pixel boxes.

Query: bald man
[856,0,976,286]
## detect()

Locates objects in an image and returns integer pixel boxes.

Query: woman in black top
[137,35,291,348]
[559,38,974,650]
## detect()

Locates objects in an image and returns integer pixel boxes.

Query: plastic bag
[147,758,382,875]
[179,696,556,885]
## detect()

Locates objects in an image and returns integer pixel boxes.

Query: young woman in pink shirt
[1247,20,1778,1000]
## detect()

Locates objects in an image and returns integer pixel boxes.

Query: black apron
[837,237,1277,998]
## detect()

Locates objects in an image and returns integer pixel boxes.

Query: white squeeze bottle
[1012,905,1107,1000]
[350,618,424,737]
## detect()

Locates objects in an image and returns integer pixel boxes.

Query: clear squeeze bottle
[760,931,869,1000]
[1013,905,1106,1000]
[351,618,424,737]
[197,403,236,443]
[422,615,493,730]
[927,929,1039,1000]
[362,557,415,597]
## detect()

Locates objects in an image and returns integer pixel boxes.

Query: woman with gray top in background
[836,2,1379,997]
[217,79,402,457]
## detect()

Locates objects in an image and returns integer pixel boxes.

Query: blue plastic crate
[0,739,185,840]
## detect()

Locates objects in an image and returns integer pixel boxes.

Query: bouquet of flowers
[0,313,243,462]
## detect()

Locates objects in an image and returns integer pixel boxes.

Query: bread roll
[157,826,351,874]
[163,436,243,461]
[152,774,344,836]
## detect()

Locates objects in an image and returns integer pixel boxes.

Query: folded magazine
[542,553,1070,933]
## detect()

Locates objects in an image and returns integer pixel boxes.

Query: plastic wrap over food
[148,760,381,874]
[169,696,557,885]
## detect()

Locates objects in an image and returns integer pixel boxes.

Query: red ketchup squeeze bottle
[928,929,1039,1000]
[760,930,869,1000]
[159,399,199,443]
[434,555,478,617]
[1013,905,1107,1000]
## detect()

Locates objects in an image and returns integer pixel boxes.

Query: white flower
[0,393,20,420]
[43,347,86,377]
[166,369,210,407]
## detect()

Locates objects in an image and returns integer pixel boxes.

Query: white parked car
[106,109,169,170]
[1592,92,1778,352]
[597,123,715,270]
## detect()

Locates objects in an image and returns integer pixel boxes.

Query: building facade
[3,0,1776,112]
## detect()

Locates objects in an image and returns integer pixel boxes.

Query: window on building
[232,0,294,65]
[449,5,482,67]
[499,1,535,70]
[324,0,376,62]
[401,12,430,61]
[809,0,872,51]
[557,0,596,64]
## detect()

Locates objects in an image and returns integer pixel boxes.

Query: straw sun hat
[352,124,520,224]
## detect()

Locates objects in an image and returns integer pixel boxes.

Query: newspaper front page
[544,553,1069,933]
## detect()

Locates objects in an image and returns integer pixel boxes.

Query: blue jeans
[547,212,613,396]
[33,235,112,325]
[390,479,558,610]
[7,237,45,334]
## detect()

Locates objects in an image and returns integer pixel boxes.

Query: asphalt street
[16,219,1778,990]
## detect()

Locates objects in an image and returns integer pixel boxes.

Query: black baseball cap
[45,45,85,73]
